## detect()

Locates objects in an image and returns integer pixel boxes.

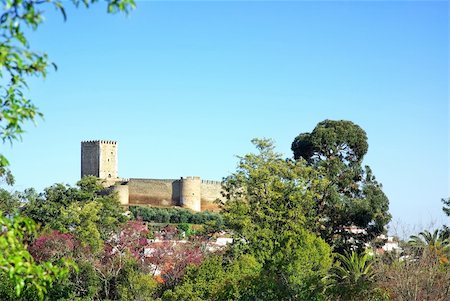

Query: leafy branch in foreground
[0,0,135,169]
[0,212,75,299]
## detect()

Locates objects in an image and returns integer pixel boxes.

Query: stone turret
[180,176,201,212]
[81,140,118,179]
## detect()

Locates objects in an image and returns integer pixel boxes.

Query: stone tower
[81,140,118,179]
[180,176,202,212]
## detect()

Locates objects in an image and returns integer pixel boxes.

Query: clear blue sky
[3,0,448,232]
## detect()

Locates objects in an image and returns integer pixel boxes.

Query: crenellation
[201,179,222,185]
[82,140,117,144]
[81,140,118,179]
[80,140,224,212]
[130,178,179,183]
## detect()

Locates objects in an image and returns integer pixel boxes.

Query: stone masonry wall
[81,140,224,212]
[124,178,223,211]
[200,180,223,211]
[127,179,180,207]
[81,141,100,178]
[99,141,118,179]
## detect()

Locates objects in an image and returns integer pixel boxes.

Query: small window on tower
[108,174,112,178]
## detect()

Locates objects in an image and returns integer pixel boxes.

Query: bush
[130,207,222,226]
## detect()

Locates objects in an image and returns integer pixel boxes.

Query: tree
[291,120,391,252]
[0,188,21,215]
[144,238,206,288]
[1,4,136,297]
[326,251,384,301]
[0,165,17,215]
[220,138,332,300]
[22,176,128,252]
[29,230,78,263]
[161,254,262,301]
[442,197,450,240]
[0,0,135,172]
[443,197,450,217]
[0,212,74,300]
[375,248,450,301]
[292,119,368,168]
[24,211,159,300]
[408,229,449,264]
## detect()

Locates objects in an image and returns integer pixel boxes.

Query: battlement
[81,140,117,145]
[129,178,178,183]
[202,179,222,185]
[182,176,201,180]
[81,140,118,179]
[81,140,224,212]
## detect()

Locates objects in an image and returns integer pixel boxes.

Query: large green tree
[22,176,128,252]
[291,120,391,252]
[220,138,333,300]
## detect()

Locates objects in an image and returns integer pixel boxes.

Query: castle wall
[81,141,100,177]
[201,180,223,211]
[80,140,224,212]
[127,178,180,207]
[124,178,223,212]
[114,183,129,205]
[180,177,202,212]
[99,141,118,179]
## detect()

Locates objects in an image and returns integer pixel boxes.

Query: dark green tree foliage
[0,189,20,215]
[130,206,224,228]
[291,120,391,252]
[0,168,18,215]
[22,176,128,251]
[326,251,380,301]
[443,197,450,217]
[162,255,262,301]
[442,197,450,239]
[220,139,332,300]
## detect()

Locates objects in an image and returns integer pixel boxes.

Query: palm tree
[408,229,450,264]
[326,251,377,300]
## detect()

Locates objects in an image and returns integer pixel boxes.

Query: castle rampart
[127,178,180,207]
[180,176,202,212]
[81,141,223,212]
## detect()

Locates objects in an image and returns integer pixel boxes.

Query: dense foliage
[21,176,128,251]
[0,213,73,300]
[292,120,391,253]
[219,138,333,300]
[130,206,224,227]
[2,120,448,300]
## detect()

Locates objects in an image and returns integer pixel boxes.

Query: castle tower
[180,176,201,212]
[81,140,118,179]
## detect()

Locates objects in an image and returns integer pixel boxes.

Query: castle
[81,140,223,212]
